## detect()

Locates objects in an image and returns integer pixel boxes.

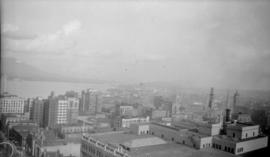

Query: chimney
[232,91,239,114]
[208,88,214,109]
[225,108,231,122]
[225,91,230,108]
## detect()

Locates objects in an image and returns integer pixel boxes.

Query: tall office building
[44,96,68,128]
[30,97,44,127]
[67,97,79,124]
[0,93,25,115]
[80,89,100,114]
[79,90,86,114]
[24,98,33,113]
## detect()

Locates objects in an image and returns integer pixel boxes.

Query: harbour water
[4,80,115,98]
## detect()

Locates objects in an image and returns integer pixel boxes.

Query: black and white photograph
[1,0,270,157]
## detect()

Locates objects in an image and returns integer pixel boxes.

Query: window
[233,132,235,138]
[183,140,185,144]
[171,138,174,141]
[253,132,255,136]
[246,133,248,138]
[161,134,164,138]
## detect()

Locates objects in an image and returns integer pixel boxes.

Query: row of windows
[63,127,91,133]
[1,103,23,107]
[237,147,244,153]
[82,143,112,157]
[213,143,221,150]
[202,143,211,148]
[0,109,23,113]
[1,100,24,103]
[213,143,234,154]
[151,131,197,148]
[232,132,256,138]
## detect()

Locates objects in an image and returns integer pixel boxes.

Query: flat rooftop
[91,131,165,148]
[86,132,237,157]
[227,123,259,130]
[214,134,268,143]
[42,143,80,157]
[129,143,237,157]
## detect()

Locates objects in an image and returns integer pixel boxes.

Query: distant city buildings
[0,93,25,115]
[80,89,100,115]
[1,86,269,157]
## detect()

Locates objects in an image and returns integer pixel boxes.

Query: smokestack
[225,108,231,122]
[208,88,214,109]
[233,90,239,113]
[225,91,230,108]
[95,94,98,114]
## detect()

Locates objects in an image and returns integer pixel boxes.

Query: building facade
[0,94,25,115]
[80,89,100,114]
[44,97,69,128]
[30,97,44,127]
[67,97,79,124]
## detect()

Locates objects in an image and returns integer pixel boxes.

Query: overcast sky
[2,0,270,90]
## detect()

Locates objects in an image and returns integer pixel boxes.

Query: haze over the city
[2,0,270,90]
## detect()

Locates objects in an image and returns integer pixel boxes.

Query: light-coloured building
[226,123,259,140]
[130,122,213,149]
[44,97,69,128]
[121,116,150,128]
[0,94,24,115]
[112,116,150,129]
[56,99,69,124]
[130,120,268,155]
[151,109,167,119]
[81,131,237,157]
[197,122,222,136]
[236,114,252,123]
[58,124,94,134]
[212,122,268,155]
[117,105,134,116]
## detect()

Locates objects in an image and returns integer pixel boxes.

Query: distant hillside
[1,57,110,84]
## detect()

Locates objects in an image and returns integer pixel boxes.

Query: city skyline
[1,1,270,157]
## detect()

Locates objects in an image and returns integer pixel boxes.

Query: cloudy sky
[2,0,270,90]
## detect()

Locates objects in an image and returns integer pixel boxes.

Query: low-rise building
[112,116,150,129]
[151,109,167,119]
[81,131,236,157]
[212,122,268,155]
[57,124,94,140]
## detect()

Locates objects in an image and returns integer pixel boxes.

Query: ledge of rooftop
[150,122,183,131]
[227,121,257,127]
[0,92,19,97]
[59,123,84,127]
[84,131,167,148]
[128,143,237,157]
[188,129,212,138]
[214,134,268,143]
[42,142,81,157]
